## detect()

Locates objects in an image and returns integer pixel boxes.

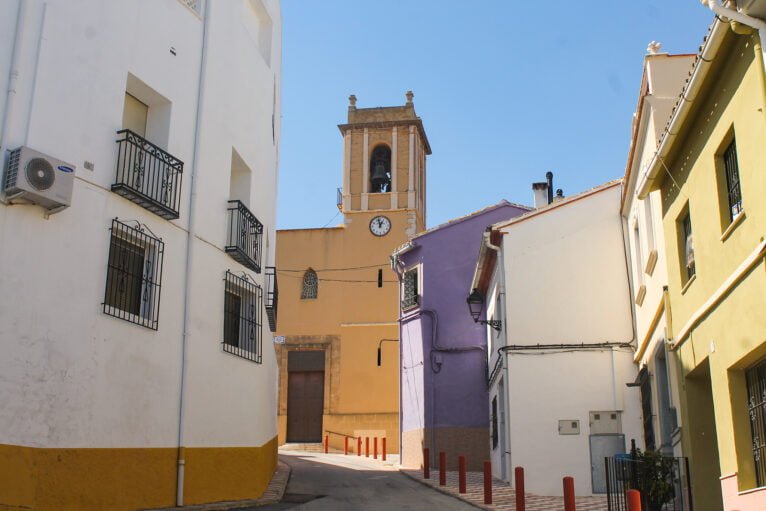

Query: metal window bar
[223,270,263,363]
[103,218,165,330]
[265,266,278,332]
[683,214,695,280]
[723,139,743,222]
[747,359,766,486]
[113,129,183,219]
[605,456,693,511]
[225,200,263,273]
[401,269,419,310]
[301,269,318,299]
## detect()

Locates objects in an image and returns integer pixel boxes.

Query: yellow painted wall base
[0,437,277,511]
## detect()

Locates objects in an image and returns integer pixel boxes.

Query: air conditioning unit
[3,146,75,212]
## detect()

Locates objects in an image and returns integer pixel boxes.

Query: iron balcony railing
[113,129,183,219]
[265,266,278,332]
[605,455,692,511]
[225,200,263,273]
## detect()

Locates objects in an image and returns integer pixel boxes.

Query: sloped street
[249,450,476,510]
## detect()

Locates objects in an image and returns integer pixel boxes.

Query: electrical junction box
[558,420,580,435]
[589,411,622,434]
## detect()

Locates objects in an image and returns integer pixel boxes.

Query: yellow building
[638,14,766,511]
[274,93,429,452]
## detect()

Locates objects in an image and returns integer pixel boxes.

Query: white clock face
[370,216,391,236]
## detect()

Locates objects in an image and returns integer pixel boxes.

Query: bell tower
[338,91,430,236]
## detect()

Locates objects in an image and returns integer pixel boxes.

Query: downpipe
[702,0,766,74]
[176,1,212,506]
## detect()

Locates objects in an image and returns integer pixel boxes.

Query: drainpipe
[1,0,30,161]
[176,1,211,506]
[702,0,766,74]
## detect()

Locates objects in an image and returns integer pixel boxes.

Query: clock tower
[274,93,430,454]
[339,91,430,238]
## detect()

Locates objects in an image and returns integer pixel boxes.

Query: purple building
[391,201,529,470]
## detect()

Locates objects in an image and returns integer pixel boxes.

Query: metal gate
[605,455,692,511]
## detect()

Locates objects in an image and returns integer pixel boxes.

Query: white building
[621,46,695,459]
[471,180,642,496]
[0,1,281,509]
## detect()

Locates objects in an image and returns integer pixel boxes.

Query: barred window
[301,269,317,299]
[723,137,743,222]
[747,359,766,486]
[223,270,263,363]
[103,219,164,330]
[678,209,695,283]
[491,396,499,449]
[401,267,419,310]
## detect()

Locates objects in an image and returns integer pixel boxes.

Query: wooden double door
[286,370,324,442]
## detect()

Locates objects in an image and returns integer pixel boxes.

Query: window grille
[223,270,263,363]
[747,359,766,486]
[682,212,695,281]
[265,266,278,332]
[113,129,184,220]
[723,138,743,222]
[225,200,263,273]
[301,269,318,299]
[103,219,165,330]
[491,396,499,449]
[401,267,419,310]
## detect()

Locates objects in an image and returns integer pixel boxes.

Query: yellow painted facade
[0,437,276,511]
[275,95,429,451]
[646,27,766,511]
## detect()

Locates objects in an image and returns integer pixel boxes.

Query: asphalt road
[242,451,477,510]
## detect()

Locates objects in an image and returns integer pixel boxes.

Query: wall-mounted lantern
[466,288,502,332]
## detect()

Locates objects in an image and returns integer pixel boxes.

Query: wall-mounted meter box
[558,419,580,435]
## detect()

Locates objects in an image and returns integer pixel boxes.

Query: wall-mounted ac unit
[3,146,75,212]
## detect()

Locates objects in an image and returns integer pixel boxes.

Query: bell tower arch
[338,91,430,234]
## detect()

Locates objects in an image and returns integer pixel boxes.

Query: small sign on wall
[558,420,580,435]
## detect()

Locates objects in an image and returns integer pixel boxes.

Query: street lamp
[466,288,502,332]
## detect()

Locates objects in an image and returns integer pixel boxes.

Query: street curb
[143,459,292,511]
[399,468,488,510]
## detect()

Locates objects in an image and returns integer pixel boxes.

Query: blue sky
[276,1,713,230]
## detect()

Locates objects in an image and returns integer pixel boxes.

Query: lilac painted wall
[397,202,528,438]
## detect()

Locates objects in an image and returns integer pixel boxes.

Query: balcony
[113,129,183,219]
[265,266,278,332]
[225,200,263,273]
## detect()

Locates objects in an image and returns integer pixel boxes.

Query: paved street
[244,451,477,510]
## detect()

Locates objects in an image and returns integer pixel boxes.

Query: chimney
[553,188,565,202]
[532,182,549,209]
[546,171,554,204]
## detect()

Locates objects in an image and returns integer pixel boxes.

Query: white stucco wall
[0,0,281,450]
[488,183,642,496]
[622,54,694,458]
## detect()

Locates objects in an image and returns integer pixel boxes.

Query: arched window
[301,269,318,299]
[370,145,391,193]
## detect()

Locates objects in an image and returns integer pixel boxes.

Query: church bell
[371,162,389,191]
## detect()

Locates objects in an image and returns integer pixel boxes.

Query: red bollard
[627,489,641,511]
[423,448,430,479]
[374,437,378,459]
[515,466,525,511]
[563,476,575,511]
[382,438,387,461]
[324,435,329,454]
[439,451,446,486]
[483,461,492,505]
[344,436,349,456]
[365,437,369,457]
[357,437,361,456]
[458,456,466,494]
